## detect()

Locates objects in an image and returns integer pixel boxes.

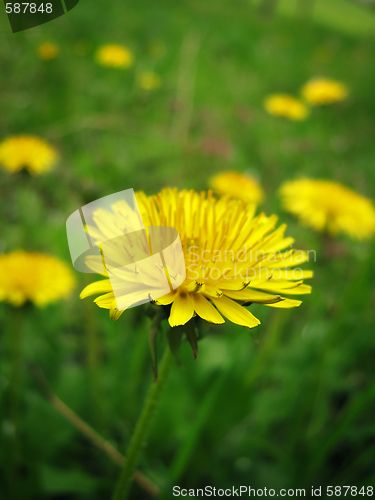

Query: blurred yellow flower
[209,171,264,205]
[264,94,309,120]
[302,78,349,105]
[96,44,134,68]
[0,251,76,307]
[137,71,161,91]
[0,135,58,175]
[280,178,375,240]
[81,188,312,327]
[37,42,59,60]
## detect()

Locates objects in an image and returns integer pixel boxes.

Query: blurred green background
[1,0,375,498]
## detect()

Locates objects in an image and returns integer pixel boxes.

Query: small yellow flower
[96,44,134,68]
[37,42,59,60]
[80,188,312,327]
[301,78,349,105]
[0,251,76,307]
[280,178,375,240]
[137,71,161,91]
[0,135,58,175]
[209,171,264,205]
[264,94,309,120]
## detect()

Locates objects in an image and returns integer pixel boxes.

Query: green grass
[1,0,375,498]
[254,0,375,38]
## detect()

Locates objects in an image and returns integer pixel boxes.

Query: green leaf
[183,319,198,359]
[166,326,184,365]
[149,317,161,382]
[40,465,96,495]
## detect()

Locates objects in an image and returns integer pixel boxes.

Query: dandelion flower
[0,251,76,307]
[0,135,58,175]
[210,171,264,205]
[280,178,375,240]
[37,42,59,60]
[96,44,134,68]
[264,94,309,121]
[138,71,161,91]
[81,188,312,328]
[302,78,349,105]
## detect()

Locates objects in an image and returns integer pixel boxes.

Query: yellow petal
[110,305,125,321]
[80,279,113,299]
[211,295,260,329]
[265,298,302,308]
[94,292,116,309]
[277,270,313,280]
[250,279,303,292]
[203,285,223,298]
[169,291,195,327]
[223,288,282,304]
[193,293,225,324]
[265,250,308,268]
[214,279,249,291]
[185,280,205,293]
[277,284,312,295]
[84,256,108,276]
[153,291,177,305]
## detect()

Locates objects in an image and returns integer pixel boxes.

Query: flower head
[81,189,312,329]
[209,171,264,205]
[37,42,59,60]
[0,135,58,175]
[264,94,309,120]
[96,44,134,68]
[137,71,161,91]
[280,178,375,240]
[0,251,76,307]
[302,78,349,105]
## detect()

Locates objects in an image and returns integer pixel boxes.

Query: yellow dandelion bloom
[0,135,58,175]
[138,71,161,91]
[80,188,312,328]
[264,94,309,121]
[301,78,349,105]
[0,251,76,307]
[280,178,375,240]
[96,44,134,68]
[209,171,264,205]
[37,42,59,60]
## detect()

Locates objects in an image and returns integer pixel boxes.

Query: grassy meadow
[0,0,375,498]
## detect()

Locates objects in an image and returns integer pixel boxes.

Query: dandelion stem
[84,286,105,428]
[170,30,200,142]
[9,310,22,500]
[29,364,160,498]
[112,344,175,500]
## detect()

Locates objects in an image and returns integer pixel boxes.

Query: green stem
[9,310,22,499]
[112,344,174,500]
[84,293,105,428]
[29,364,160,497]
